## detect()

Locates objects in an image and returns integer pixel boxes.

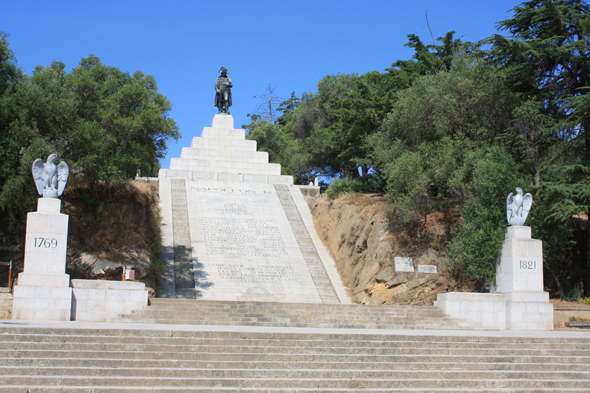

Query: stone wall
[0,288,12,319]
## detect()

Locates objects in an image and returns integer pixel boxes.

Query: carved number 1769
[519,260,536,269]
[34,238,58,248]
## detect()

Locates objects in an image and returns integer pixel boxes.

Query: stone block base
[71,279,148,322]
[434,292,506,330]
[13,285,72,321]
[503,290,554,330]
[435,291,553,331]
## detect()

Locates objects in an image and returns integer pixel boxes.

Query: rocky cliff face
[61,180,160,296]
[310,193,473,305]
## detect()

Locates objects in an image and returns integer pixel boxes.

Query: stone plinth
[71,279,148,322]
[496,226,553,330]
[434,292,506,330]
[13,198,72,321]
[496,226,543,292]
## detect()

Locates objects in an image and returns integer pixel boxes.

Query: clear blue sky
[1,0,518,169]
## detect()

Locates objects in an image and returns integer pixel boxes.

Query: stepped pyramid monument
[158,114,350,303]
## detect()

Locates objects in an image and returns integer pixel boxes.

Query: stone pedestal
[496,226,553,330]
[13,198,72,321]
[435,226,553,330]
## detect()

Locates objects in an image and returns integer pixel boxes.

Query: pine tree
[489,0,590,294]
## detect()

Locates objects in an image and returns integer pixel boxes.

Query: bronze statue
[214,67,232,114]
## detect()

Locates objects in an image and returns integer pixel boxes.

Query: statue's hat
[219,67,228,74]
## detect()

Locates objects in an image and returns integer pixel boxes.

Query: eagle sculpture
[506,187,533,226]
[32,154,69,198]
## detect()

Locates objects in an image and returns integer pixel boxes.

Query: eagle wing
[506,192,514,223]
[57,161,69,196]
[32,158,46,196]
[521,193,533,220]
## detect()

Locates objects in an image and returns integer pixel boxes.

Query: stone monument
[158,114,349,303]
[435,187,553,330]
[496,189,552,330]
[13,155,72,321]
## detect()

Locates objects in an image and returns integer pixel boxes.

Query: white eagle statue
[506,187,533,226]
[32,154,69,198]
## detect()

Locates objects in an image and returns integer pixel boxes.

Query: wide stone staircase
[111,298,481,330]
[0,325,588,392]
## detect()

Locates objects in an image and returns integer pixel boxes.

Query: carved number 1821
[34,238,58,248]
[519,260,536,269]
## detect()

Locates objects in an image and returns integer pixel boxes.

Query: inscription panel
[418,265,438,274]
[203,217,287,257]
[394,257,414,272]
[185,180,321,303]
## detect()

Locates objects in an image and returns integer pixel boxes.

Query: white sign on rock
[394,257,414,272]
[418,265,437,274]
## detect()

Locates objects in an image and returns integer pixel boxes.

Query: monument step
[200,127,246,140]
[190,137,257,151]
[110,319,467,330]
[181,147,269,162]
[0,324,588,389]
[4,389,590,393]
[124,310,453,321]
[1,376,589,389]
[1,366,588,381]
[169,161,282,176]
[6,349,590,365]
[108,299,497,329]
[180,151,269,164]
[159,169,293,184]
[3,334,587,350]
[3,357,589,371]
[7,340,588,356]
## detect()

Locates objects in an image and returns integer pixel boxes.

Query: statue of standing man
[214,67,232,114]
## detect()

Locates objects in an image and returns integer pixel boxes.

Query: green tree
[0,46,180,240]
[446,147,523,282]
[370,57,517,221]
[243,117,302,180]
[66,55,180,181]
[489,0,590,294]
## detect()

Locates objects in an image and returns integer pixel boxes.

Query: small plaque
[394,257,414,272]
[418,265,437,274]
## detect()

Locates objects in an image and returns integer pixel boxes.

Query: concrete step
[200,127,245,140]
[114,299,471,329]
[1,375,589,389]
[158,169,293,185]
[2,333,588,350]
[3,389,590,393]
[169,158,281,175]
[190,137,257,151]
[3,341,589,356]
[3,357,590,371]
[180,147,269,162]
[1,325,587,391]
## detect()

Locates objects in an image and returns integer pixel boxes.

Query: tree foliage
[0,38,179,240]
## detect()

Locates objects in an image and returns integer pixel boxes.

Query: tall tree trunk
[585,118,590,296]
[586,206,590,297]
[545,263,565,300]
